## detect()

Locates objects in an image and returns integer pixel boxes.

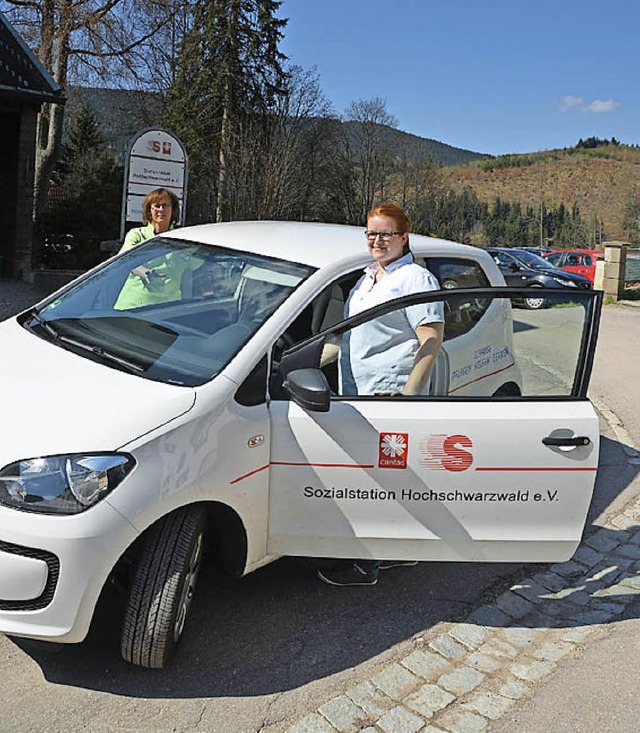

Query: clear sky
[278,0,638,156]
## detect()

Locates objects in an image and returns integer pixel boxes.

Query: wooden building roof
[0,10,63,105]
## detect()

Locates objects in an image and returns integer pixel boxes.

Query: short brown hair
[367,203,411,233]
[142,188,180,225]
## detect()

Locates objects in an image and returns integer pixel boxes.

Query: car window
[545,252,564,266]
[277,290,599,401]
[282,256,491,348]
[22,238,315,387]
[492,251,515,268]
[512,250,553,270]
[442,295,492,341]
[420,257,490,290]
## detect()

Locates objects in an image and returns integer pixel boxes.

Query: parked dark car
[485,247,592,309]
[519,246,554,257]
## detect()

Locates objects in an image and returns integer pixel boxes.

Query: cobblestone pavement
[284,497,640,733]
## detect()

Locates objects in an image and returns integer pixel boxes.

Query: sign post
[121,127,188,241]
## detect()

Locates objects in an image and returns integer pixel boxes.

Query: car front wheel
[120,505,207,669]
[524,287,546,310]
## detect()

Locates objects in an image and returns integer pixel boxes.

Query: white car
[0,222,602,668]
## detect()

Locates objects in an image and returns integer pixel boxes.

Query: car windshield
[512,250,555,270]
[22,237,314,386]
[544,252,564,266]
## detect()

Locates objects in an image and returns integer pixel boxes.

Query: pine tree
[164,0,288,222]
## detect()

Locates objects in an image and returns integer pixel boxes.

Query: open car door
[267,288,602,564]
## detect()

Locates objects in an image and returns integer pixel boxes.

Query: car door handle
[542,435,591,447]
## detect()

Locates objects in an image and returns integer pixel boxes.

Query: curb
[617,299,640,308]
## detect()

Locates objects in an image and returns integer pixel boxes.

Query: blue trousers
[355,559,382,576]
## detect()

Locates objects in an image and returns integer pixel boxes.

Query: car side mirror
[283,368,331,412]
[509,262,520,272]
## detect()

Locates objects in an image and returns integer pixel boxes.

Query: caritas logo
[421,434,473,472]
[378,432,409,469]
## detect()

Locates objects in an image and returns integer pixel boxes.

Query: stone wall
[595,242,628,301]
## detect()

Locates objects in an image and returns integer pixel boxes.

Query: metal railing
[626,249,640,282]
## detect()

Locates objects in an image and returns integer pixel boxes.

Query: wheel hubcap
[526,295,544,308]
[174,531,204,642]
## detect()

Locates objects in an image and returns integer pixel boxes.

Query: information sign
[121,128,188,240]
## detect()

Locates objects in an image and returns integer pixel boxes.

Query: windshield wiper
[58,336,146,374]
[31,315,145,375]
[85,344,145,373]
[29,311,60,340]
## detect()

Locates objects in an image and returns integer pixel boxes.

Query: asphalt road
[512,304,587,394]
[0,283,637,732]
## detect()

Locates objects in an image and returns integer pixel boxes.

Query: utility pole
[540,201,544,248]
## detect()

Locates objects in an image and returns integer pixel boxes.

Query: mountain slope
[65,86,487,167]
[442,145,640,241]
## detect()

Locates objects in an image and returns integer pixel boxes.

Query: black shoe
[317,561,378,587]
[378,560,419,571]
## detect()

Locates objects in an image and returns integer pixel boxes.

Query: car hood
[0,318,196,467]
[539,266,590,284]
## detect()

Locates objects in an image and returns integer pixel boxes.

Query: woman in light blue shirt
[318,203,444,588]
[340,203,444,396]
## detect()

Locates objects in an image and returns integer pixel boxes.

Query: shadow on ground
[9,435,640,701]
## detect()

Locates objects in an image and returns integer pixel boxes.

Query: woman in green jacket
[115,188,198,309]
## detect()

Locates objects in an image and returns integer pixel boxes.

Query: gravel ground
[0,279,48,321]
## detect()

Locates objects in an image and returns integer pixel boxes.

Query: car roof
[486,247,529,252]
[485,247,524,255]
[545,249,604,255]
[161,220,486,269]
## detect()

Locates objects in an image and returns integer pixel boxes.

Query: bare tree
[1,0,187,219]
[257,65,334,219]
[219,65,336,222]
[340,97,399,223]
[395,154,445,235]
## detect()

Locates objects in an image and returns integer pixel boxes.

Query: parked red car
[542,249,604,284]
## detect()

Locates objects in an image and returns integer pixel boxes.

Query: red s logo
[442,434,473,472]
[421,434,473,472]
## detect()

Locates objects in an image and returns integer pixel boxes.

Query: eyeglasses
[364,230,402,241]
[151,203,172,210]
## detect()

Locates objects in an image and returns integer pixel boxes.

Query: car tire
[524,287,546,310]
[492,382,521,397]
[120,505,207,669]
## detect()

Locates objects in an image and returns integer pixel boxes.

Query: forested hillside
[442,142,640,243]
[65,86,487,167]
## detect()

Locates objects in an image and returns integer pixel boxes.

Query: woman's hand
[131,266,165,287]
[131,265,151,285]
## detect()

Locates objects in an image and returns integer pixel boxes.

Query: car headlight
[550,277,577,287]
[0,454,135,515]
